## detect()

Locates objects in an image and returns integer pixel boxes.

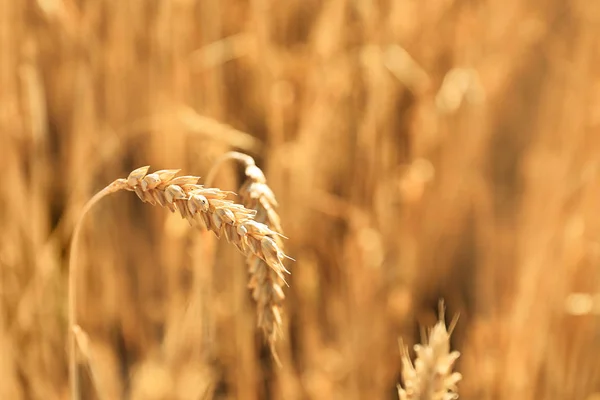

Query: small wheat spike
[206,152,288,363]
[397,302,462,400]
[68,165,291,399]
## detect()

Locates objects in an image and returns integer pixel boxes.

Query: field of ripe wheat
[2,0,600,399]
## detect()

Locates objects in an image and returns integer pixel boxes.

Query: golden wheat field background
[2,0,600,399]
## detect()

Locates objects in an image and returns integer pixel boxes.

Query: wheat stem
[68,179,128,400]
[204,151,256,187]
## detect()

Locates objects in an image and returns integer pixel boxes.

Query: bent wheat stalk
[68,166,291,400]
[206,151,282,233]
[397,303,462,400]
[206,152,286,361]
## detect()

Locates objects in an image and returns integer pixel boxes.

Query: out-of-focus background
[2,0,600,399]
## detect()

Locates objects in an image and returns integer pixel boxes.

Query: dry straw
[397,303,462,400]
[68,164,291,400]
[72,325,108,400]
[206,152,286,361]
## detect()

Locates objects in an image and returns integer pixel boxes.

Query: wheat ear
[206,152,287,362]
[397,303,462,400]
[68,166,291,399]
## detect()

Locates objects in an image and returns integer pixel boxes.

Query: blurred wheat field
[2,0,600,399]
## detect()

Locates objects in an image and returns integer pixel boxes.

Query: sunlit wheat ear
[397,303,462,400]
[121,166,290,280]
[237,156,282,234]
[68,166,292,400]
[206,152,288,363]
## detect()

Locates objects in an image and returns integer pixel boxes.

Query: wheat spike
[206,152,288,360]
[236,155,285,355]
[121,166,291,283]
[397,304,462,400]
[237,157,282,234]
[69,165,291,398]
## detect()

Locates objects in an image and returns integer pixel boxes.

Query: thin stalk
[68,179,127,400]
[204,151,256,187]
